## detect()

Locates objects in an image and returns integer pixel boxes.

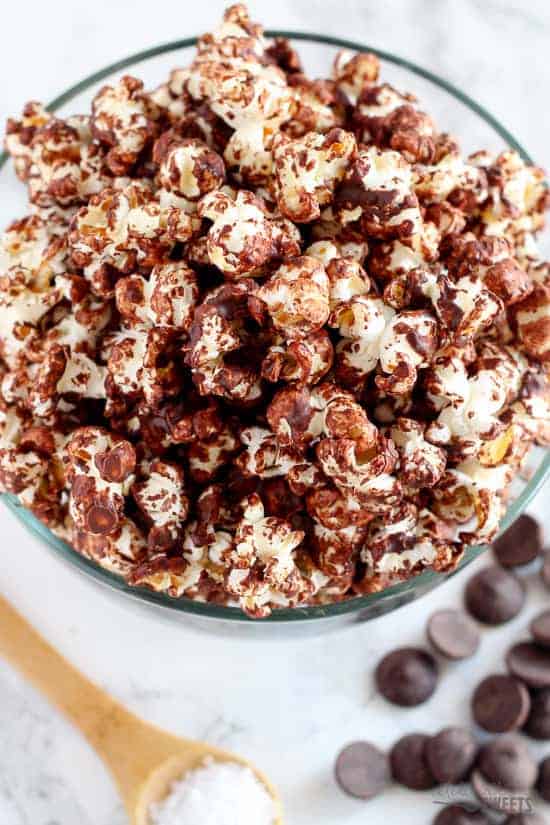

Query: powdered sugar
[149,758,277,825]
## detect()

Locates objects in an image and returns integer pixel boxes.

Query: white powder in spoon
[149,758,277,825]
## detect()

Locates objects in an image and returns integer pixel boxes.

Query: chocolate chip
[530,610,550,649]
[541,552,550,590]
[375,647,438,706]
[472,674,531,733]
[433,806,489,825]
[471,769,531,814]
[523,688,550,740]
[390,733,437,790]
[478,736,538,791]
[537,756,550,802]
[492,514,543,568]
[334,741,389,799]
[465,566,525,625]
[425,727,478,784]
[507,642,550,690]
[503,814,548,825]
[427,609,480,660]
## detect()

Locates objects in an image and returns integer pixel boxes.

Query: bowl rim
[0,31,548,623]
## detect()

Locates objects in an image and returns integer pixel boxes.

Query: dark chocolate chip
[425,727,478,784]
[507,642,550,690]
[541,552,550,590]
[523,688,550,740]
[465,566,525,625]
[471,769,531,814]
[478,736,538,791]
[433,806,489,825]
[390,733,437,790]
[492,514,543,568]
[530,610,550,649]
[503,815,548,825]
[375,647,438,707]
[334,741,389,800]
[472,674,531,733]
[427,609,480,660]
[537,756,550,803]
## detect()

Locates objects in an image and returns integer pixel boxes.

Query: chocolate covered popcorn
[1,4,549,617]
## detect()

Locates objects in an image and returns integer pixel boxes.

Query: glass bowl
[1,32,549,636]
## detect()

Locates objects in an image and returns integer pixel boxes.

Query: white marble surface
[1,1,550,823]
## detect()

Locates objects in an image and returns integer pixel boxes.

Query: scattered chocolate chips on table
[390,734,437,790]
[425,727,478,784]
[524,688,550,740]
[507,642,550,690]
[427,609,480,660]
[472,674,531,733]
[334,741,389,800]
[335,513,550,821]
[493,514,543,568]
[375,647,438,707]
[530,610,550,649]
[433,807,489,825]
[465,566,526,625]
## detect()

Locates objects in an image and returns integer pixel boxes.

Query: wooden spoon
[0,594,283,824]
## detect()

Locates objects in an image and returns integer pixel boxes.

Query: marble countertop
[1,1,550,823]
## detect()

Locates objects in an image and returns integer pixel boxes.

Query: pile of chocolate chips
[335,514,550,824]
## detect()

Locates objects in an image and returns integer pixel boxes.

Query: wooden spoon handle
[0,594,178,803]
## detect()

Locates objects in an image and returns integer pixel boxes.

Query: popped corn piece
[272,128,356,223]
[198,188,300,277]
[91,75,160,174]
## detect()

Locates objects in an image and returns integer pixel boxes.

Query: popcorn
[285,74,344,138]
[272,128,356,223]
[225,493,315,617]
[413,149,488,207]
[255,255,330,340]
[330,296,395,388]
[154,135,226,205]
[91,75,160,174]
[132,458,188,549]
[475,150,549,238]
[1,5,548,616]
[198,188,300,277]
[510,283,550,363]
[426,343,526,457]
[383,265,502,344]
[29,344,106,419]
[334,146,423,239]
[353,83,438,164]
[69,182,198,295]
[74,517,147,577]
[115,262,198,330]
[105,326,180,408]
[4,101,51,181]
[389,417,446,489]
[261,329,333,385]
[66,427,136,535]
[332,50,380,104]
[5,109,111,208]
[375,309,439,396]
[186,280,263,403]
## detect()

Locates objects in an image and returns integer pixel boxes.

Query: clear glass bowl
[1,32,549,635]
